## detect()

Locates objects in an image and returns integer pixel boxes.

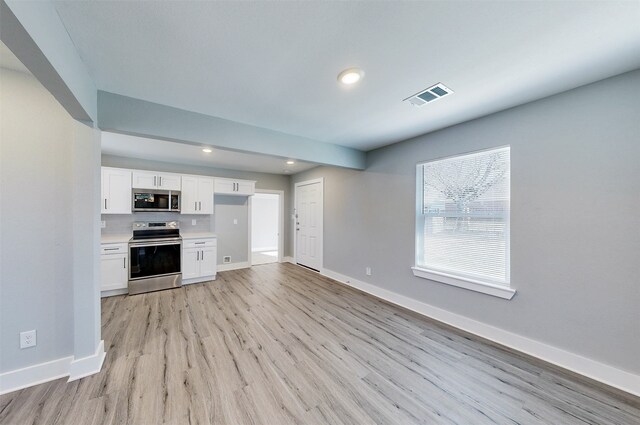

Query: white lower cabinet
[101,243,128,295]
[182,238,217,284]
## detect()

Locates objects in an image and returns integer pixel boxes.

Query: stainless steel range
[128,221,182,295]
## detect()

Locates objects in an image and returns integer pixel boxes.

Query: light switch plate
[192,219,197,226]
[233,219,238,225]
[100,220,106,228]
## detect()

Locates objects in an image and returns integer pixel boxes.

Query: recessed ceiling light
[286,160,295,165]
[202,148,212,153]
[337,68,364,85]
[283,170,291,174]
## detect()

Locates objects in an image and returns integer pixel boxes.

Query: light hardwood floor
[1,263,638,424]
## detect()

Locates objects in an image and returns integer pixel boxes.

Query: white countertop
[101,234,132,244]
[181,232,217,240]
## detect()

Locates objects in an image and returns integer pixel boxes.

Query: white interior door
[295,179,323,271]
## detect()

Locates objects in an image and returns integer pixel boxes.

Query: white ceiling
[101,132,317,175]
[47,2,640,151]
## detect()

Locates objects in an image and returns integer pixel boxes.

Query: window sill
[411,267,516,300]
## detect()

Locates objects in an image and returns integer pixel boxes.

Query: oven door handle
[129,241,182,248]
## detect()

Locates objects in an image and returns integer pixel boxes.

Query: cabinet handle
[197,251,199,261]
[104,247,119,251]
[154,176,157,187]
[195,242,205,245]
[104,199,107,210]
[199,201,201,211]
[123,257,126,269]
[201,250,204,261]
[159,176,162,186]
[194,201,197,211]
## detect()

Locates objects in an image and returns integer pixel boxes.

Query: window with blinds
[416,146,510,286]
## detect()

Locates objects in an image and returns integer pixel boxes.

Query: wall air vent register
[404,83,454,107]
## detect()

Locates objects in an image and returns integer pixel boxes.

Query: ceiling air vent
[404,83,454,107]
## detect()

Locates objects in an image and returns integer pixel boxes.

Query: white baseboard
[101,288,128,298]
[183,275,217,285]
[252,246,278,253]
[0,340,106,395]
[68,340,106,382]
[321,268,640,398]
[0,356,73,395]
[217,261,250,272]
[283,256,295,264]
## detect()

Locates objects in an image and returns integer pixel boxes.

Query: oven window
[130,244,181,279]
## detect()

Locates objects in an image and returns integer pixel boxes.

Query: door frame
[293,178,324,272]
[248,189,285,266]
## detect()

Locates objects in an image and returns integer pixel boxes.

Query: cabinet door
[101,253,128,291]
[158,173,181,191]
[198,177,215,214]
[102,168,132,214]
[181,176,199,214]
[131,170,158,189]
[199,246,217,277]
[182,248,200,279]
[214,179,235,194]
[236,181,255,196]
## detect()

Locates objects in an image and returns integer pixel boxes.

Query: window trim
[413,146,515,300]
[411,266,516,299]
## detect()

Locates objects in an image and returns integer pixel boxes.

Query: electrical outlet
[100,220,106,229]
[233,219,238,225]
[20,330,36,349]
[223,256,231,264]
[365,267,372,276]
[191,219,197,226]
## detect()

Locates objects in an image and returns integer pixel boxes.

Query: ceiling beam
[0,0,96,123]
[97,91,366,170]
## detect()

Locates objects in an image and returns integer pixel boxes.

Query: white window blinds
[417,147,510,285]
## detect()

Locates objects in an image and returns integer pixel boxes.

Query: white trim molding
[217,261,250,272]
[321,267,640,398]
[412,266,516,300]
[0,340,106,394]
[0,356,73,395]
[68,340,106,382]
[283,256,295,264]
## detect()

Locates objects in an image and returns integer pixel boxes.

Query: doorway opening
[250,192,283,265]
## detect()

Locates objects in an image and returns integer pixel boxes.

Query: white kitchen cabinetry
[101,243,128,296]
[214,178,255,196]
[182,237,217,284]
[181,176,214,214]
[132,170,181,191]
[101,167,132,214]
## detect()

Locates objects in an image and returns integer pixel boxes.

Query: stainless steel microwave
[132,190,180,212]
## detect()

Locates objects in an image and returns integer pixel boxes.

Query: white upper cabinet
[101,167,132,214]
[181,175,214,215]
[132,170,181,191]
[214,178,255,196]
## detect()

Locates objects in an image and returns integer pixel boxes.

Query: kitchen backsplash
[101,212,213,235]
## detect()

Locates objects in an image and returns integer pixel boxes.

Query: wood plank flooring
[1,263,638,424]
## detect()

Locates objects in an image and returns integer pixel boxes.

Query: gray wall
[1,67,100,372]
[215,195,249,264]
[101,155,292,264]
[72,122,102,360]
[291,69,640,374]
